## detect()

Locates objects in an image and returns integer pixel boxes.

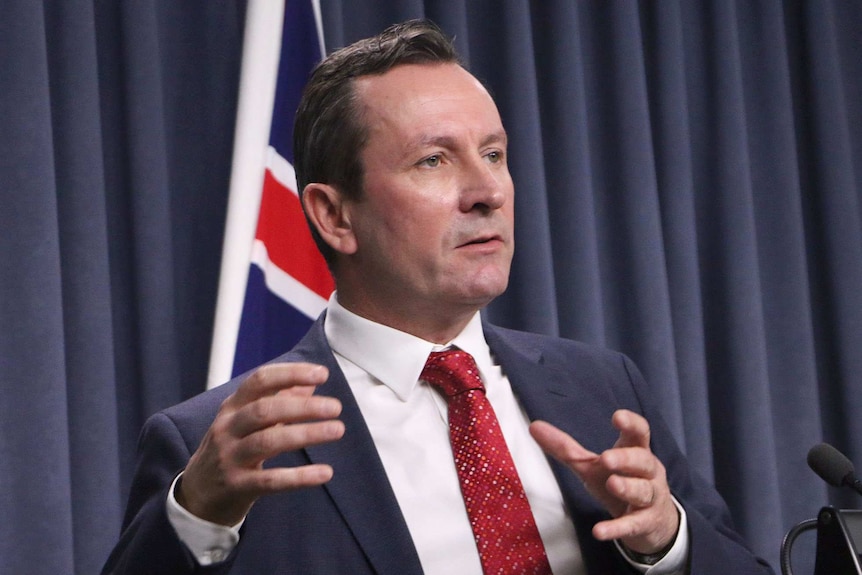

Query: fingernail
[323,399,342,417]
[311,365,329,380]
[327,420,345,436]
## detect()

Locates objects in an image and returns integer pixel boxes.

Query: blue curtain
[1,1,860,573]
[0,1,244,573]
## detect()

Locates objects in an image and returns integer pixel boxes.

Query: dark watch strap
[622,545,669,566]
[620,530,678,566]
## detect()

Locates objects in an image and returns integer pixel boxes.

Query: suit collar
[324,299,491,402]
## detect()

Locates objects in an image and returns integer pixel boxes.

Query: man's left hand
[530,409,679,555]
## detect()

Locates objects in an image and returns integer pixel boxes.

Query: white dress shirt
[167,293,688,573]
[323,296,583,574]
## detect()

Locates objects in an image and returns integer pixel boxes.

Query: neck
[335,292,478,344]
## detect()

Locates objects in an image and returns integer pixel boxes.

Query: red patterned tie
[422,349,552,575]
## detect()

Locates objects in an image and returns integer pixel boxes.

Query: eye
[485,150,503,164]
[420,154,442,168]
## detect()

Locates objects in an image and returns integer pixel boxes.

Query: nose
[458,156,509,213]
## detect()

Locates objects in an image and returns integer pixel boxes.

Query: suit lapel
[483,323,625,572]
[290,318,424,575]
[483,322,620,455]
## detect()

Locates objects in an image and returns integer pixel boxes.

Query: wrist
[620,536,676,566]
[620,507,681,566]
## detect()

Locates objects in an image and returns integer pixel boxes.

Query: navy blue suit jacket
[103,317,773,574]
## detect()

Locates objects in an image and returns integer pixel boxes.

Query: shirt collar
[324,293,494,401]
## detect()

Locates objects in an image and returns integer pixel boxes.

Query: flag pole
[207,0,285,389]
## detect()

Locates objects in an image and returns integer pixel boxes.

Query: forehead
[354,63,504,145]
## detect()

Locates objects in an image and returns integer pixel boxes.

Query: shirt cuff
[165,472,244,565]
[615,496,689,575]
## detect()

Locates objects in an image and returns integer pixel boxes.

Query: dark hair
[293,19,461,263]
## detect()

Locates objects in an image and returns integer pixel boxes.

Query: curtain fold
[2,2,76,574]
[641,0,715,476]
[2,1,861,572]
[799,1,862,459]
[45,2,123,573]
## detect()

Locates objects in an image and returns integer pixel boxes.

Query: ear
[301,183,358,255]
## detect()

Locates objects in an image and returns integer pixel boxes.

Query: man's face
[342,62,514,329]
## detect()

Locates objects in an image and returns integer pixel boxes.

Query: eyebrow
[411,129,508,152]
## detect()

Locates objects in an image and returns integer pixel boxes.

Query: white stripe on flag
[207,0,286,390]
[266,146,298,197]
[249,240,329,319]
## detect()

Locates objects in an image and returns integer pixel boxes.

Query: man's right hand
[177,363,345,526]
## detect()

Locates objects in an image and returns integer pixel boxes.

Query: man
[103,20,773,575]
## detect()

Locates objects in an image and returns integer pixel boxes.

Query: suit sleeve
[619,355,774,575]
[101,412,238,575]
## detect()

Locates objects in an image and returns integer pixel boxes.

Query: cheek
[356,178,453,259]
[361,209,437,271]
[392,219,446,268]
[386,199,450,244]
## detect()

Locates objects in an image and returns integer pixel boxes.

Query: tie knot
[421,349,484,397]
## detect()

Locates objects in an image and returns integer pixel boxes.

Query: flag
[207,0,333,389]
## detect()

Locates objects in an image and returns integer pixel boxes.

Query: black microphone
[807,442,862,496]
[781,444,862,575]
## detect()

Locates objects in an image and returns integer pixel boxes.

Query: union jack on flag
[208,0,333,388]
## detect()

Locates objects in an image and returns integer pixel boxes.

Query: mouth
[457,234,505,249]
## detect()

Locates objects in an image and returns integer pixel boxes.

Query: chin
[460,277,509,305]
[440,262,510,305]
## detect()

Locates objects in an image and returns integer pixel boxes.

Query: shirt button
[206,548,228,563]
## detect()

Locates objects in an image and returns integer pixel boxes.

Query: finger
[591,508,654,542]
[233,419,346,466]
[530,420,599,468]
[604,474,656,509]
[611,409,651,449]
[230,393,343,438]
[230,363,330,407]
[231,463,337,496]
[598,446,661,479]
[592,500,680,554]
